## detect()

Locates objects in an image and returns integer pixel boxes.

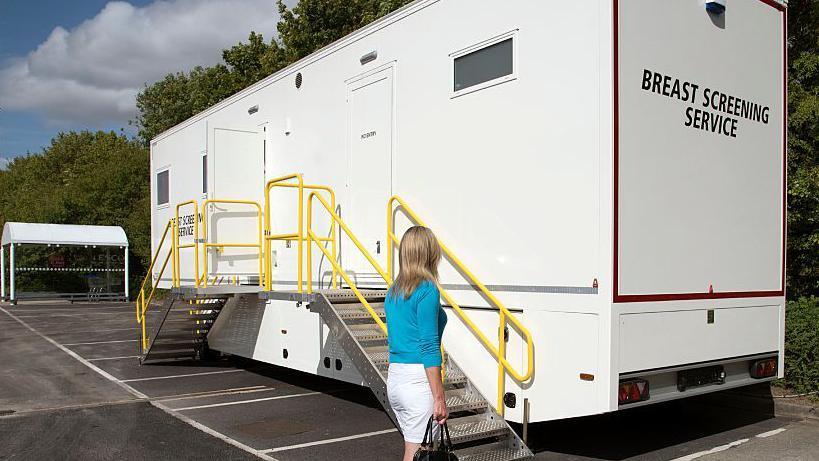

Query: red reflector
[619,379,650,405]
[750,358,778,379]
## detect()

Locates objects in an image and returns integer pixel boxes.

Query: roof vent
[295,72,303,89]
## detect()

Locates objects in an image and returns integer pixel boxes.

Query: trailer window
[157,169,169,206]
[453,37,514,94]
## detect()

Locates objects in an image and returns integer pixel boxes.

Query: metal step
[141,350,196,361]
[150,340,203,351]
[446,388,488,413]
[364,345,389,366]
[447,415,508,445]
[348,323,388,342]
[335,302,386,321]
[319,288,387,303]
[309,291,532,459]
[457,443,532,461]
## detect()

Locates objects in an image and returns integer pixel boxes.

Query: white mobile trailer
[149,0,787,424]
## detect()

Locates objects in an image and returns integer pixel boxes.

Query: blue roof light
[706,0,726,15]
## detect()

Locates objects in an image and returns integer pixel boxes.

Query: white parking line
[175,391,321,411]
[670,439,750,461]
[156,386,271,402]
[63,339,138,346]
[121,369,244,383]
[88,355,140,361]
[756,427,787,438]
[263,428,399,453]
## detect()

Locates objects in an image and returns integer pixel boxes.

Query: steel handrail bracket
[135,219,175,351]
[306,192,390,333]
[387,195,535,415]
[265,173,338,292]
[201,199,264,287]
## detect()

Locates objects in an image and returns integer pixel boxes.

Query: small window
[157,169,169,206]
[454,37,514,93]
[202,153,208,194]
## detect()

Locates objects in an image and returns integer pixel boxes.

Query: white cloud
[0,0,279,126]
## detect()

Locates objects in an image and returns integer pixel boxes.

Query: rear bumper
[617,352,778,409]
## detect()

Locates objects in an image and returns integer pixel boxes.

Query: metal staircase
[139,293,227,363]
[310,288,533,461]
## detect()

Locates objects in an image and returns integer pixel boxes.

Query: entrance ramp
[309,288,533,461]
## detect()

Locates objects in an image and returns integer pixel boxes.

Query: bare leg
[403,442,420,461]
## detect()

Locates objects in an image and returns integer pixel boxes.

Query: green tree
[0,131,150,294]
[787,0,819,299]
[134,0,415,144]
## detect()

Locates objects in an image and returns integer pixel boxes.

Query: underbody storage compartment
[618,305,780,374]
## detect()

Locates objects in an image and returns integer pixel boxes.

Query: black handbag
[413,417,458,461]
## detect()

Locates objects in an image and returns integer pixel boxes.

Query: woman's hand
[425,366,448,425]
[433,397,448,424]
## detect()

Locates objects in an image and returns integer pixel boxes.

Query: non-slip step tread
[334,303,386,320]
[347,324,387,341]
[448,415,507,444]
[446,388,488,412]
[320,289,387,303]
[458,447,532,461]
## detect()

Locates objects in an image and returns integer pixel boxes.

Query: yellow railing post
[387,195,534,416]
[174,200,200,287]
[201,199,264,287]
[265,174,339,292]
[306,191,390,331]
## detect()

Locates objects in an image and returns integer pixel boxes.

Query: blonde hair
[391,226,441,299]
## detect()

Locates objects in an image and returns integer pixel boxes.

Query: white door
[346,67,394,284]
[207,125,265,282]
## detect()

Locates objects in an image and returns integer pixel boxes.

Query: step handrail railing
[306,191,390,333]
[265,173,338,292]
[135,219,176,351]
[387,195,535,415]
[201,199,264,287]
[173,200,200,287]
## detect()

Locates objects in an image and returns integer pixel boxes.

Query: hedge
[782,297,819,394]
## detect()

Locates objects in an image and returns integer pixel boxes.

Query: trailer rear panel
[615,0,786,302]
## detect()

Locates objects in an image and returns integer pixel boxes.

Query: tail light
[750,358,778,379]
[619,379,650,405]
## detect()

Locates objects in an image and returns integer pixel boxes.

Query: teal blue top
[385,280,447,368]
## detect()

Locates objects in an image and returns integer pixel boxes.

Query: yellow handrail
[173,200,200,287]
[201,199,264,287]
[135,219,176,351]
[387,195,534,415]
[265,174,338,292]
[306,192,389,333]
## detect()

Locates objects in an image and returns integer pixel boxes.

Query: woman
[386,226,448,461]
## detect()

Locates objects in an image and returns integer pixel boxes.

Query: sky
[0,0,281,164]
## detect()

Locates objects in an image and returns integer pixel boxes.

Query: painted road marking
[0,306,278,461]
[88,355,141,361]
[756,427,787,438]
[121,369,244,383]
[63,339,138,346]
[0,307,148,400]
[263,428,399,453]
[670,439,750,461]
[155,386,272,402]
[175,391,322,411]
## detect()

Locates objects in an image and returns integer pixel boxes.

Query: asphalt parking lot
[1,301,816,461]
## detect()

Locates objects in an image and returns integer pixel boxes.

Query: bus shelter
[1,222,129,304]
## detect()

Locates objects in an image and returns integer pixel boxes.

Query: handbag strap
[421,416,435,447]
[437,421,453,451]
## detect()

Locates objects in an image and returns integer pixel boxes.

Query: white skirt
[387,363,438,443]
